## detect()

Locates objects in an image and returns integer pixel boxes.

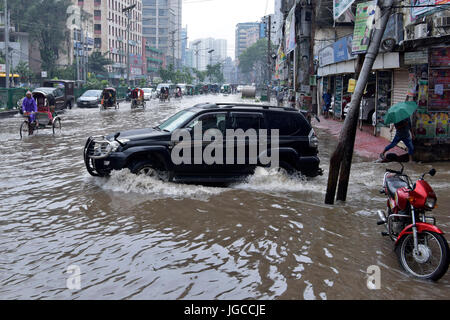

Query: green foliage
[13,61,35,83]
[139,78,147,87]
[88,51,113,75]
[238,38,276,74]
[193,69,207,83]
[206,63,224,83]
[83,73,108,90]
[158,65,194,84]
[9,0,72,77]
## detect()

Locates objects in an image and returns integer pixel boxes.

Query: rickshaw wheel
[20,121,30,139]
[52,117,62,135]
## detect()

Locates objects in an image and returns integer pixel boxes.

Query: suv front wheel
[129,159,170,181]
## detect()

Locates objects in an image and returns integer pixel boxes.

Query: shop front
[405,46,450,161]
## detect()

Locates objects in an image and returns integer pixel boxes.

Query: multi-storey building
[235,22,260,60]
[143,38,166,81]
[142,0,182,69]
[189,38,227,71]
[75,0,143,82]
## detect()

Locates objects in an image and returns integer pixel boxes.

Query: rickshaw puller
[22,91,38,131]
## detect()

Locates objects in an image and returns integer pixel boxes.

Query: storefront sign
[352,1,377,54]
[411,0,435,19]
[404,50,428,65]
[285,6,296,54]
[319,35,355,67]
[334,0,356,20]
[430,47,450,67]
[319,46,334,67]
[334,76,343,117]
[0,64,5,73]
[348,78,356,92]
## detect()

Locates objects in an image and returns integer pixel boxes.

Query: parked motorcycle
[377,153,449,281]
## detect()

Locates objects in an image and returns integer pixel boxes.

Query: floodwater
[0,94,449,300]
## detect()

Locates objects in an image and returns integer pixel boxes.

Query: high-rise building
[235,22,260,60]
[189,38,227,71]
[74,0,144,82]
[142,0,182,69]
[181,27,187,67]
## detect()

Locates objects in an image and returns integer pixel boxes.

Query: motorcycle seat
[385,176,408,198]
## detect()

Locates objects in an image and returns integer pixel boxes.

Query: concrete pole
[127,12,131,87]
[4,0,9,88]
[267,15,272,102]
[325,0,394,204]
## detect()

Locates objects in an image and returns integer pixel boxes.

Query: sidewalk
[0,109,18,119]
[312,116,406,160]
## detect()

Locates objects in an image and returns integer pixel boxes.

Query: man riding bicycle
[22,91,37,134]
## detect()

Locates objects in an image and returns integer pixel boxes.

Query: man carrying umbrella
[380,101,417,162]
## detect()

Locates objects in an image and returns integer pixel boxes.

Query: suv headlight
[425,197,436,209]
[308,129,319,149]
[109,139,129,152]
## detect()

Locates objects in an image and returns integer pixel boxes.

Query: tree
[206,63,224,83]
[238,39,276,84]
[88,52,113,75]
[13,61,35,84]
[9,0,72,77]
[193,68,207,83]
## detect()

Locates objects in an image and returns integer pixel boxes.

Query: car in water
[84,103,322,182]
[142,88,154,101]
[77,90,103,108]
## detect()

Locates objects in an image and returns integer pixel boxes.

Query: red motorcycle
[377,153,449,281]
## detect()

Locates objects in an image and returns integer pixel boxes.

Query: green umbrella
[383,101,418,125]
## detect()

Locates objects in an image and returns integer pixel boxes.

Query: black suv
[84,103,322,182]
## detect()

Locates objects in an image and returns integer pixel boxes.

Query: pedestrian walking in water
[380,118,415,162]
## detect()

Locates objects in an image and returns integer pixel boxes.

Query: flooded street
[0,94,449,300]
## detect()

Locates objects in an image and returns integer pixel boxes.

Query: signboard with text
[352,1,377,54]
[334,0,356,20]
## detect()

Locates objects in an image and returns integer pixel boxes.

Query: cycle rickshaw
[130,88,146,109]
[101,87,119,110]
[19,90,62,139]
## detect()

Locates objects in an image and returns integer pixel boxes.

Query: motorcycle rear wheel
[396,231,449,281]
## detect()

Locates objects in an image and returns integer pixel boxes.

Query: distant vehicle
[156,83,176,98]
[77,90,102,108]
[236,85,244,93]
[142,88,154,101]
[42,80,76,110]
[176,84,187,95]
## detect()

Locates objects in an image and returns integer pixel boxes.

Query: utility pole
[75,30,80,82]
[171,30,176,69]
[325,0,394,204]
[123,4,136,87]
[266,15,272,102]
[4,0,10,88]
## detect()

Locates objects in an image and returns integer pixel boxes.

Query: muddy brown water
[0,95,449,299]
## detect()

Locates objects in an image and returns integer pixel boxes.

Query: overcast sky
[182,0,275,59]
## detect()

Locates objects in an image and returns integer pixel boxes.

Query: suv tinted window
[187,113,227,134]
[230,113,262,131]
[267,111,310,136]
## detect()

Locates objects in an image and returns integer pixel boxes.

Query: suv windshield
[157,110,196,132]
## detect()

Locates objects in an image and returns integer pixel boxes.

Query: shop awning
[317,52,400,77]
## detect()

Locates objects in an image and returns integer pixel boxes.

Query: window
[159,37,168,46]
[158,9,167,16]
[143,8,156,16]
[158,28,168,36]
[158,0,168,5]
[143,0,156,5]
[267,112,309,136]
[159,18,168,26]
[94,0,101,5]
[230,113,262,131]
[143,18,156,26]
[187,113,227,135]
